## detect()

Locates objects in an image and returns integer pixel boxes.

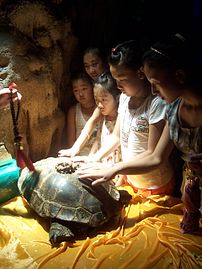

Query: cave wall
[0,0,199,162]
[0,1,78,161]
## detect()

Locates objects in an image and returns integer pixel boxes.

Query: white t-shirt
[118,93,174,189]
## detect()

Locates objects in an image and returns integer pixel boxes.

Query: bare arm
[70,107,102,154]
[92,114,121,162]
[89,140,100,155]
[78,122,174,185]
[58,107,102,157]
[133,119,165,160]
[66,106,76,148]
[114,122,174,175]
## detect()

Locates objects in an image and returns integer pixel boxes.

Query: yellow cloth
[0,186,202,269]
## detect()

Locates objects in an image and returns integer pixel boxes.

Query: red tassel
[8,82,36,172]
[15,143,35,171]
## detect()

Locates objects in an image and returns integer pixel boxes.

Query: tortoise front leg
[49,219,75,245]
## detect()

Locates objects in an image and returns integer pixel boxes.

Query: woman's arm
[78,122,174,185]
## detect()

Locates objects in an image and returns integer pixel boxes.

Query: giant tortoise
[18,157,132,245]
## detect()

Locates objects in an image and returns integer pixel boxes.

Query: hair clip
[175,33,186,42]
[150,47,169,59]
[112,40,135,54]
[95,72,110,84]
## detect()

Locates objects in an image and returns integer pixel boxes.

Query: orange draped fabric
[0,186,202,269]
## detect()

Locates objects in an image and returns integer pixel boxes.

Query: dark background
[59,0,201,50]
[1,0,201,54]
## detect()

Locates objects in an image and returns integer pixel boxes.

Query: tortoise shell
[18,157,129,227]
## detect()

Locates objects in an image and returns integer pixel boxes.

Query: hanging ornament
[9,82,35,171]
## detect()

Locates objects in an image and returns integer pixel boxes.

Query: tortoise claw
[49,221,74,245]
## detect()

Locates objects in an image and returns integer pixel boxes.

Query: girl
[61,72,97,156]
[87,72,121,163]
[59,72,121,163]
[78,40,176,196]
[79,34,202,234]
[142,33,202,233]
[58,47,108,157]
[83,47,109,81]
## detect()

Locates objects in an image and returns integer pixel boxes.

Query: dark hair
[71,72,93,85]
[142,33,202,90]
[108,40,145,70]
[94,72,120,98]
[83,47,106,63]
[142,34,191,69]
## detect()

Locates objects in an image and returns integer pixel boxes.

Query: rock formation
[0,1,78,161]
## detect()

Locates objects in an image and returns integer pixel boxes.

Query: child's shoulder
[150,94,167,106]
[67,103,77,116]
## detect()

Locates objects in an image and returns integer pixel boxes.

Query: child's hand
[71,155,90,163]
[77,163,117,186]
[58,148,73,157]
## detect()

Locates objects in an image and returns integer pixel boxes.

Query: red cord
[9,82,35,171]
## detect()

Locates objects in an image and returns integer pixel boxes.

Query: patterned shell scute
[18,157,121,227]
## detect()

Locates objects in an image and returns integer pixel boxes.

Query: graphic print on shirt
[132,116,149,133]
[122,109,149,149]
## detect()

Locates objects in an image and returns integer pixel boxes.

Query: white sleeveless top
[75,103,98,156]
[96,117,121,164]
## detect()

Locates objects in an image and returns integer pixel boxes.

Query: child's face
[72,79,95,105]
[94,86,117,117]
[83,52,106,81]
[110,65,145,97]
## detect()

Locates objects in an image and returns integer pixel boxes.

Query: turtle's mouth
[55,162,80,174]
